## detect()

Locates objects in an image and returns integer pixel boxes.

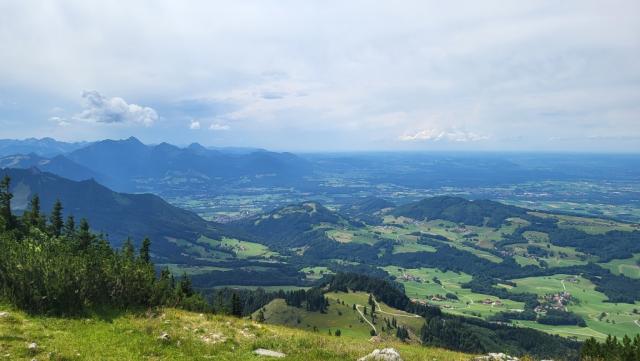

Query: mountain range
[0,136,312,192]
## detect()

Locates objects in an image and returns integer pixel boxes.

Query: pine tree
[231,293,242,317]
[63,215,76,238]
[178,273,194,297]
[49,199,63,237]
[0,176,14,230]
[140,237,151,264]
[77,218,93,249]
[24,194,44,229]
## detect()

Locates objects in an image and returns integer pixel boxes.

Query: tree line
[0,176,207,315]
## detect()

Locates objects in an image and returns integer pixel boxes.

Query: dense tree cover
[421,315,581,360]
[0,176,207,315]
[581,335,640,361]
[283,288,328,312]
[327,273,411,311]
[537,309,586,327]
[339,196,394,225]
[190,262,305,287]
[391,196,528,227]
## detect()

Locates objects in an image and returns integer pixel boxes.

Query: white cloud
[73,91,157,126]
[209,122,230,131]
[49,116,70,127]
[1,1,639,150]
[399,128,489,142]
[189,120,201,130]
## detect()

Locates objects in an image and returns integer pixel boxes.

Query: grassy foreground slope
[0,306,473,361]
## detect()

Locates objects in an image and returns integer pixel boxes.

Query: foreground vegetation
[0,306,474,361]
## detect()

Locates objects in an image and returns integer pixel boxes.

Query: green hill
[0,306,472,361]
[392,196,528,227]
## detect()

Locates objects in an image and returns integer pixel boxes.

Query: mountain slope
[1,167,223,260]
[340,196,395,224]
[0,305,471,361]
[392,196,528,227]
[231,202,347,248]
[0,153,102,181]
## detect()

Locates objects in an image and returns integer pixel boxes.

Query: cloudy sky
[0,1,639,152]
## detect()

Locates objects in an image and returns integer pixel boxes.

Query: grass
[505,274,640,340]
[382,267,524,319]
[257,292,426,341]
[600,253,640,279]
[0,304,473,361]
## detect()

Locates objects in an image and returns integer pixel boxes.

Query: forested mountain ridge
[0,167,223,260]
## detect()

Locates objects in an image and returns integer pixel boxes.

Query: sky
[0,1,639,152]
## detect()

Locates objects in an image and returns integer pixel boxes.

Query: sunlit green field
[505,274,640,340]
[382,267,524,319]
[600,253,640,279]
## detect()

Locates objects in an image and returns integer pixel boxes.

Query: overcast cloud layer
[0,1,639,151]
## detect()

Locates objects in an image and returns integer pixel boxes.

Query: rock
[27,342,38,354]
[357,348,403,361]
[474,353,520,361]
[157,332,171,342]
[239,328,255,338]
[201,332,227,344]
[253,348,286,358]
[0,311,8,318]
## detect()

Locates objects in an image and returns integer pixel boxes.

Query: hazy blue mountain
[67,137,311,191]
[0,137,89,157]
[0,153,102,181]
[1,167,223,261]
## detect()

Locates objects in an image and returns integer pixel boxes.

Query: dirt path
[635,319,640,329]
[561,279,567,291]
[355,305,377,333]
[372,297,421,318]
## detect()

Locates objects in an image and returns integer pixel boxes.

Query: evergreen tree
[63,215,76,238]
[77,218,93,249]
[0,176,14,230]
[140,237,151,264]
[24,194,44,229]
[178,273,194,298]
[49,199,63,237]
[231,293,242,317]
[335,329,341,337]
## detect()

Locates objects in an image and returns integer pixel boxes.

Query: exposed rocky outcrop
[357,348,403,361]
[253,348,286,358]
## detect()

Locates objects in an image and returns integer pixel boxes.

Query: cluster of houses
[480,298,503,307]
[534,291,572,313]
[399,272,423,282]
